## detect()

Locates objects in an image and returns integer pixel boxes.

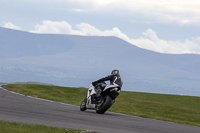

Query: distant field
[3,84,200,127]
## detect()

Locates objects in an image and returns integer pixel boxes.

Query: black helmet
[111,69,119,76]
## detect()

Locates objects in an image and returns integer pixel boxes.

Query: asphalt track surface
[0,84,200,133]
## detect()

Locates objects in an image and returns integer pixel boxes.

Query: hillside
[0,27,200,96]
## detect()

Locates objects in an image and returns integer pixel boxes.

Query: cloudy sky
[1,0,200,54]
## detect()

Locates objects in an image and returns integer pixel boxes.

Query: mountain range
[0,27,200,96]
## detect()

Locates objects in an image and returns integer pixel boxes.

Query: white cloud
[70,0,115,7]
[71,9,84,12]
[30,20,200,54]
[128,29,200,54]
[70,0,200,25]
[3,22,20,30]
[30,21,84,35]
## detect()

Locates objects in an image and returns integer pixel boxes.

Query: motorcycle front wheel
[95,95,112,114]
[80,97,87,111]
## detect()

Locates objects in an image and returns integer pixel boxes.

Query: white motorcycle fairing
[86,84,96,109]
[104,84,121,93]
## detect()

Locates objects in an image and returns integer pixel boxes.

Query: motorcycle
[80,83,121,114]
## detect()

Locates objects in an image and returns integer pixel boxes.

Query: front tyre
[96,95,112,114]
[80,97,87,111]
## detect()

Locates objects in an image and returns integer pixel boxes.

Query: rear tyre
[80,97,87,111]
[96,95,112,114]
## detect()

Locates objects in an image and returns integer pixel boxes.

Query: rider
[92,69,122,98]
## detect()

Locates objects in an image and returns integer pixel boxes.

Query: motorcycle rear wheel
[95,95,112,114]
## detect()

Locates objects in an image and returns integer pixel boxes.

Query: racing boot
[96,89,102,98]
[95,88,103,104]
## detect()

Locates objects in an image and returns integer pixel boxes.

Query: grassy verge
[3,84,200,127]
[0,121,95,133]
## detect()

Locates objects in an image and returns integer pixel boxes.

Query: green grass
[3,84,200,127]
[0,121,95,133]
[110,91,200,126]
